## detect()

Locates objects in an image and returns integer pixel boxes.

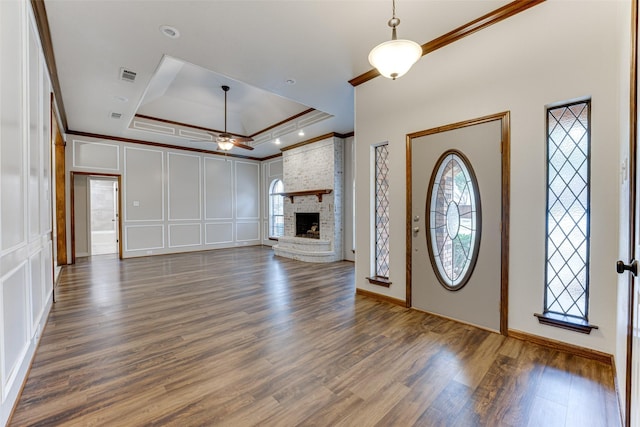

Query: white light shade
[368,38,422,80]
[217,140,234,151]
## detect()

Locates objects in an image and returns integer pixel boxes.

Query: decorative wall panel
[125,225,164,251]
[205,223,233,244]
[236,221,260,242]
[1,0,26,251]
[73,140,119,170]
[168,223,202,248]
[204,157,233,220]
[236,161,260,219]
[124,147,163,221]
[29,251,43,330]
[28,23,41,242]
[2,263,28,393]
[168,153,201,220]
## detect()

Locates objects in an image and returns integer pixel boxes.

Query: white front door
[409,116,506,332]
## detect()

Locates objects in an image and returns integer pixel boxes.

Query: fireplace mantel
[277,189,332,203]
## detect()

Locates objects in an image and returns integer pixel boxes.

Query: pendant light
[368,0,422,80]
[217,86,235,151]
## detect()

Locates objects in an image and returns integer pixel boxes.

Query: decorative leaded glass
[545,100,590,320]
[427,150,481,290]
[374,144,390,278]
[269,179,284,237]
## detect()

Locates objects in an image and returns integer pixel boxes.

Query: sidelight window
[540,99,593,331]
[368,143,391,285]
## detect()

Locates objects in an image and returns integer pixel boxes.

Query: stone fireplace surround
[273,136,343,263]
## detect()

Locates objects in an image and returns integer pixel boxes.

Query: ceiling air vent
[119,67,137,83]
[110,112,122,119]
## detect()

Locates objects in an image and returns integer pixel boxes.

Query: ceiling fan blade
[231,140,254,150]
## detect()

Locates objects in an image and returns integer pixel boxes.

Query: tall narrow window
[540,99,594,332]
[368,143,391,286]
[269,179,284,238]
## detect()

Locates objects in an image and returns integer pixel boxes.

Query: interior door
[410,118,503,332]
[618,131,640,427]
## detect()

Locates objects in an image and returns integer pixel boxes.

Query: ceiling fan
[211,85,254,151]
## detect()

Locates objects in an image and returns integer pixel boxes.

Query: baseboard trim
[508,329,613,365]
[355,288,406,307]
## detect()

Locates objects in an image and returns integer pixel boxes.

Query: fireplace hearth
[296,212,320,239]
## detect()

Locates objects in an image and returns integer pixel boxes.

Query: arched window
[269,179,284,238]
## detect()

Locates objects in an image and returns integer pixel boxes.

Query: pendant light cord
[389,0,400,40]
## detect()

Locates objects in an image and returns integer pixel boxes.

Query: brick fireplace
[273,136,344,262]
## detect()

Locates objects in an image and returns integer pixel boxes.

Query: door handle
[616,259,638,276]
[413,227,420,233]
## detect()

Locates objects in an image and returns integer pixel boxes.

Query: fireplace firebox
[295,212,320,239]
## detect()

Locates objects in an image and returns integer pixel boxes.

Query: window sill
[534,312,598,334]
[366,276,392,287]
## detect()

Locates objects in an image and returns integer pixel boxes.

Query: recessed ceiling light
[114,95,128,103]
[298,130,305,137]
[274,138,281,145]
[160,25,180,39]
[285,78,296,85]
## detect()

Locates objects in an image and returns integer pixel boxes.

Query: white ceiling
[44,0,511,158]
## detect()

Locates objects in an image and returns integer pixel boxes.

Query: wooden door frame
[70,172,123,263]
[406,111,511,336]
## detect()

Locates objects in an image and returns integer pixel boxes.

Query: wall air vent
[110,112,122,119]
[119,68,137,83]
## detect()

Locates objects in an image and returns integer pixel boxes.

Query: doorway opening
[89,178,118,255]
[71,172,122,263]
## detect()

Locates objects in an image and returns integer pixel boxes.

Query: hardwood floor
[10,247,619,426]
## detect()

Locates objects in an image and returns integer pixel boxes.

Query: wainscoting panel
[168,153,201,221]
[204,157,233,220]
[29,250,43,332]
[125,225,164,252]
[2,262,29,397]
[168,223,202,248]
[236,221,260,242]
[72,140,120,171]
[205,222,233,245]
[124,147,164,222]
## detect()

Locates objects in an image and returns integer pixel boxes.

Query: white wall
[0,0,54,424]
[344,136,355,262]
[355,1,628,355]
[67,138,262,258]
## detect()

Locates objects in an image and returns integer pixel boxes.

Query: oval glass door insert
[427,150,482,290]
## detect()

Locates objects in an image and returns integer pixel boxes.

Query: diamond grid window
[269,179,284,238]
[545,100,590,320]
[374,144,390,278]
